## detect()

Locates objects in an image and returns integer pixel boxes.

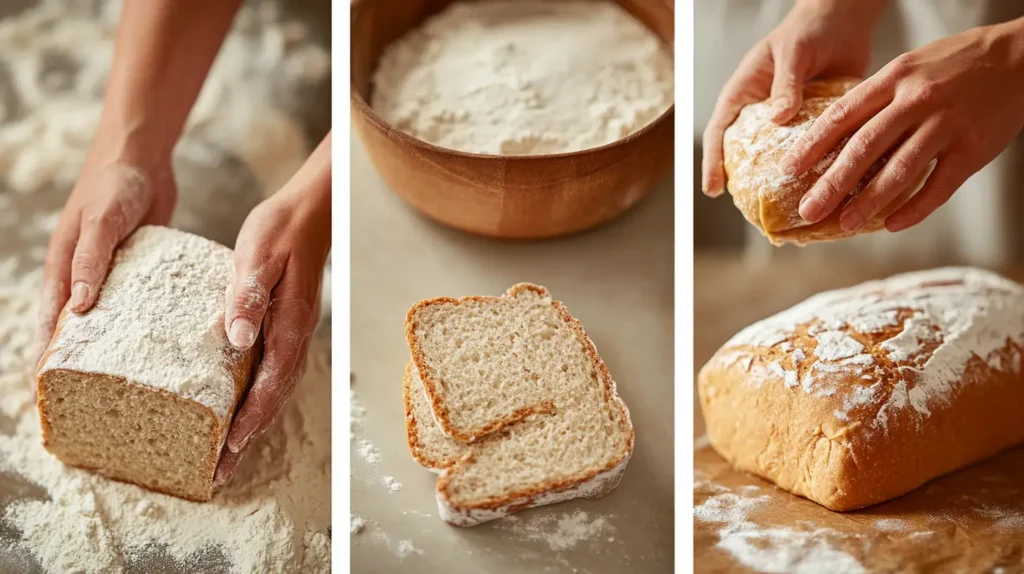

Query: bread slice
[402,284,634,526]
[36,226,254,502]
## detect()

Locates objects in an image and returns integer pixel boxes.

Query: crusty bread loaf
[698,267,1024,511]
[722,77,931,246]
[36,226,254,502]
[403,284,634,526]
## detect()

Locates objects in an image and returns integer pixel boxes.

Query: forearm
[91,0,243,170]
[282,133,332,253]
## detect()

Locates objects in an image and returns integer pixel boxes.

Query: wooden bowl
[350,0,674,240]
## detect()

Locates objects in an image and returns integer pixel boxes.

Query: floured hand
[216,133,331,485]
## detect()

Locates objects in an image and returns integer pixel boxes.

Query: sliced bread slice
[406,283,572,442]
[402,284,634,526]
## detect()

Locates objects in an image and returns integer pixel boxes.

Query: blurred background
[695,0,1024,269]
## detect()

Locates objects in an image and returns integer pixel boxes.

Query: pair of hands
[702,0,1024,232]
[36,133,331,485]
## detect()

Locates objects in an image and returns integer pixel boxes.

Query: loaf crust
[722,77,929,246]
[698,267,1024,511]
[36,226,254,502]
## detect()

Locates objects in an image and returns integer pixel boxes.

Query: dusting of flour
[695,486,865,574]
[41,226,240,419]
[370,0,673,155]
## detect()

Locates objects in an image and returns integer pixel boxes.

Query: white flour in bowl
[370,0,673,155]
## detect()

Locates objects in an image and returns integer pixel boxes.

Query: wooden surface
[693,251,1024,573]
[349,0,675,240]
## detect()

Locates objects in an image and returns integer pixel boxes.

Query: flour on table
[382,476,403,493]
[695,486,865,574]
[357,439,381,466]
[496,509,615,552]
[351,515,367,535]
[371,0,673,155]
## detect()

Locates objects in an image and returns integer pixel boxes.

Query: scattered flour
[395,539,424,559]
[382,476,403,493]
[351,515,366,535]
[498,509,615,552]
[370,0,672,155]
[695,488,865,574]
[357,439,381,466]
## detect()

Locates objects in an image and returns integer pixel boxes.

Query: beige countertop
[350,131,675,573]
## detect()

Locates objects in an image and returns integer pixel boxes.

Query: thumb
[769,42,811,124]
[224,249,284,350]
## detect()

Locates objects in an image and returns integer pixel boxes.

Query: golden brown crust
[698,312,1024,511]
[36,303,254,502]
[722,77,927,246]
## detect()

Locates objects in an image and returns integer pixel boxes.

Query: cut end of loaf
[38,369,222,502]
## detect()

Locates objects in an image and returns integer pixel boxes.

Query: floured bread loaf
[723,77,930,246]
[403,284,634,526]
[36,226,254,502]
[698,267,1024,511]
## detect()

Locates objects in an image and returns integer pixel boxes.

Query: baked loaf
[36,226,254,502]
[698,267,1024,511]
[403,284,634,526]
[723,77,930,246]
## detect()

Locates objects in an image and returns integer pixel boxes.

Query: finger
[798,104,913,223]
[840,122,946,231]
[702,44,773,197]
[769,40,812,124]
[779,78,891,178]
[885,155,973,232]
[214,448,243,487]
[36,215,80,367]
[224,248,285,350]
[69,188,151,314]
[225,268,317,454]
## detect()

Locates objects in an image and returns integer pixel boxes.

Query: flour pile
[371,0,673,155]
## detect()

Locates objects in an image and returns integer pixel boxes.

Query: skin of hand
[701,0,888,196]
[214,133,332,486]
[35,0,244,365]
[780,18,1024,232]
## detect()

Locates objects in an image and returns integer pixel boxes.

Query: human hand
[701,0,886,196]
[779,19,1024,232]
[215,133,331,485]
[36,157,177,366]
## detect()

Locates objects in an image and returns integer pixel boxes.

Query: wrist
[86,116,176,181]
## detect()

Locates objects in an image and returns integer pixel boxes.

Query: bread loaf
[36,226,254,502]
[698,267,1024,511]
[403,284,634,526]
[722,77,930,246]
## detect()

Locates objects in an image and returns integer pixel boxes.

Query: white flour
[370,0,673,155]
[41,226,240,419]
[0,262,332,573]
[695,487,865,574]
[497,509,615,552]
[715,267,1024,431]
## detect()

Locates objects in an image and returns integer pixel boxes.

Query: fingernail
[778,155,798,177]
[69,282,90,313]
[771,98,792,118]
[798,193,821,222]
[228,318,257,349]
[840,211,865,232]
[228,432,250,454]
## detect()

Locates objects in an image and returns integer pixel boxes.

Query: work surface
[350,131,674,573]
[693,252,1024,573]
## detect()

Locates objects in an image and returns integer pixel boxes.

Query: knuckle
[71,250,103,275]
[886,153,918,184]
[887,54,914,77]
[826,100,850,125]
